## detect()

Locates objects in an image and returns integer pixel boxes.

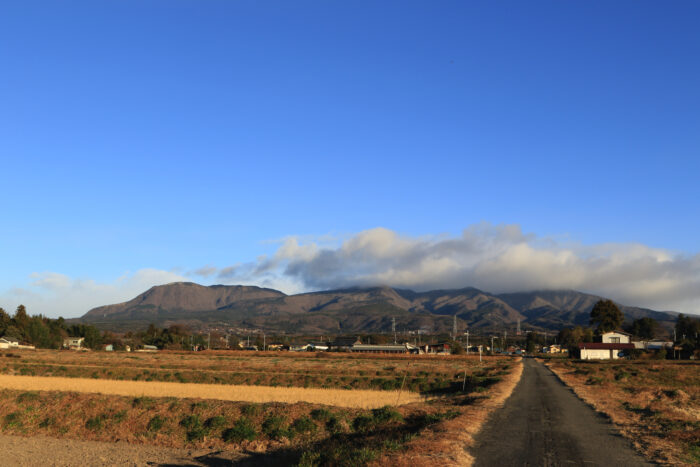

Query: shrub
[204,415,227,430]
[352,414,375,433]
[222,417,257,443]
[85,415,104,431]
[262,415,291,440]
[310,408,332,422]
[180,414,209,441]
[147,415,166,432]
[292,416,317,435]
[371,406,403,424]
[4,412,22,428]
[325,415,347,434]
[180,415,202,430]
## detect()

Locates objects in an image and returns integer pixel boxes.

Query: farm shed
[578,343,635,360]
[351,344,411,354]
[328,337,362,351]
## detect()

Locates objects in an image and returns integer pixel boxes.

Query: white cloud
[210,223,700,313]
[3,223,699,318]
[0,269,189,318]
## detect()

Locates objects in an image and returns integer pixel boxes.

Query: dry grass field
[0,374,421,408]
[0,349,521,466]
[0,349,499,394]
[546,359,700,465]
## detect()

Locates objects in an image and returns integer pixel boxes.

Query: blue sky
[1,1,699,317]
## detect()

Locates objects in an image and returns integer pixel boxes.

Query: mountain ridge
[80,282,679,335]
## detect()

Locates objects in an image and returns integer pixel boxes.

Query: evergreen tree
[589,299,623,334]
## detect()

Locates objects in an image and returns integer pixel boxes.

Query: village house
[578,331,635,360]
[63,337,85,350]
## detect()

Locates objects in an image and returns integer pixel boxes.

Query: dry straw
[0,374,423,409]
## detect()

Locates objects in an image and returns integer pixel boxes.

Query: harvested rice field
[0,374,421,408]
[0,349,522,466]
[0,349,503,394]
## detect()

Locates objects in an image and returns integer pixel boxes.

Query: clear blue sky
[1,1,699,316]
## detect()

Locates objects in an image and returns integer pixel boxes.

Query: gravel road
[472,358,654,466]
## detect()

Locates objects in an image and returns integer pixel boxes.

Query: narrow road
[473,358,653,466]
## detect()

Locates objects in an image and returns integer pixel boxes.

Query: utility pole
[392,317,397,344]
[452,315,458,340]
[491,336,495,353]
[466,330,470,355]
[207,332,210,350]
[517,319,521,336]
[263,333,266,351]
[504,331,507,351]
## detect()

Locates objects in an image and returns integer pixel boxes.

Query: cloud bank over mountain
[2,223,699,317]
[211,223,700,313]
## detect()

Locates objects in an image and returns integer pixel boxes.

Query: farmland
[0,349,522,466]
[546,359,700,465]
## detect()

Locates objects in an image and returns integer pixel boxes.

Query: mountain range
[79,282,678,336]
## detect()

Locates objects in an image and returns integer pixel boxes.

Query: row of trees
[555,300,700,356]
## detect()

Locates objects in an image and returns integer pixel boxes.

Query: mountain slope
[80,282,678,335]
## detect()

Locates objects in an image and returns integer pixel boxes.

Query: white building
[600,331,631,344]
[578,342,635,359]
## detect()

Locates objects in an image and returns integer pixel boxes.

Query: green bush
[262,415,292,439]
[352,414,375,433]
[147,415,166,432]
[85,415,104,431]
[371,406,403,424]
[292,416,317,435]
[204,415,227,430]
[179,414,202,430]
[4,412,22,428]
[180,414,209,441]
[310,408,332,422]
[222,417,258,443]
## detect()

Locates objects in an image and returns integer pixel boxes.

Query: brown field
[546,359,700,465]
[0,349,522,466]
[0,374,422,408]
[0,349,500,394]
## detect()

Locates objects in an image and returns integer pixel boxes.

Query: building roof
[602,330,632,336]
[352,344,408,352]
[578,343,635,350]
[330,337,361,346]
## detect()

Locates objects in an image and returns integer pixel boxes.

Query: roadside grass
[546,359,700,465]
